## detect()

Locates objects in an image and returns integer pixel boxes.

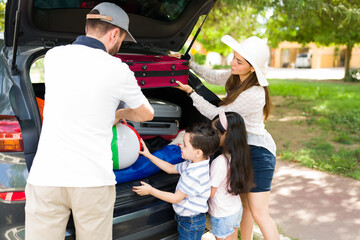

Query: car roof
[5,0,216,52]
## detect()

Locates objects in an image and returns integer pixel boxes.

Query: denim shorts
[175,213,206,240]
[210,208,243,238]
[250,145,276,192]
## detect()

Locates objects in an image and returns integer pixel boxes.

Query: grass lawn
[203,79,360,180]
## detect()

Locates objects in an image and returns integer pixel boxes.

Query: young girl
[209,110,253,240]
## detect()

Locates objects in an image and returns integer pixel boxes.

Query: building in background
[270,42,360,69]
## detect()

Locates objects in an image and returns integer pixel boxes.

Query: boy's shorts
[210,208,243,239]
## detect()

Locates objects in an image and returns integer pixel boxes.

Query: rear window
[33,0,190,22]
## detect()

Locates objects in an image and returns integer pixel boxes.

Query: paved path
[270,161,360,240]
[266,67,345,80]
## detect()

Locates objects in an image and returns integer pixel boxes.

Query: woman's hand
[133,181,152,196]
[175,81,193,94]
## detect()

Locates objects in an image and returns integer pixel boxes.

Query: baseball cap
[86,2,136,43]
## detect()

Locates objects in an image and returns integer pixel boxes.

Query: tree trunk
[344,42,353,81]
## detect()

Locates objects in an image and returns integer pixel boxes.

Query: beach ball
[111,122,141,170]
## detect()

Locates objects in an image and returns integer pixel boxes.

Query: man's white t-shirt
[27,42,148,187]
[208,154,242,217]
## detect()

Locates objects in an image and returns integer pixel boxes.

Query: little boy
[133,123,219,240]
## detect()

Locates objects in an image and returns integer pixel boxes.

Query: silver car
[295,52,312,68]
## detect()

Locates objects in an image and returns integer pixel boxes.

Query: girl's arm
[210,186,218,198]
[139,139,178,174]
[133,181,187,204]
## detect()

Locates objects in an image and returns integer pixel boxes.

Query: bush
[212,64,231,70]
[194,53,206,65]
[346,68,360,82]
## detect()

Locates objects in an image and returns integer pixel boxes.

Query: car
[295,52,312,68]
[0,0,220,239]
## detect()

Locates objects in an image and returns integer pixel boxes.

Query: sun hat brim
[221,35,269,86]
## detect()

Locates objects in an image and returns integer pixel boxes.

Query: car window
[30,57,45,83]
[33,0,191,22]
[297,53,308,57]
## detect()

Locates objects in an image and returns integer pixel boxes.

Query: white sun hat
[221,35,270,86]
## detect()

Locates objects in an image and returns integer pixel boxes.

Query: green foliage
[266,79,360,179]
[212,64,231,70]
[0,0,5,32]
[205,79,360,179]
[263,1,360,80]
[347,68,360,82]
[268,79,360,135]
[280,137,360,179]
[202,81,225,95]
[192,1,263,56]
[194,53,206,65]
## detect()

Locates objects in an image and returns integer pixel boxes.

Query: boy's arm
[139,139,178,174]
[133,181,187,204]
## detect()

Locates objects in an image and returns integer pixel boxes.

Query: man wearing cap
[25,3,154,240]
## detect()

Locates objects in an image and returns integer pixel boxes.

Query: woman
[176,35,279,240]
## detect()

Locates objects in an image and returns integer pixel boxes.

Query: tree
[185,0,264,63]
[189,0,360,81]
[262,0,360,81]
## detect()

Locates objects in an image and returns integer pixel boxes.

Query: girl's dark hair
[185,123,220,159]
[213,112,253,194]
[219,72,273,121]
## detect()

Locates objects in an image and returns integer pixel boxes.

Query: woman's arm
[190,86,265,120]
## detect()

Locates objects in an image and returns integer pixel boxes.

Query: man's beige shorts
[25,183,115,240]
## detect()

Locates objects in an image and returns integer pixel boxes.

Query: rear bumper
[112,201,178,240]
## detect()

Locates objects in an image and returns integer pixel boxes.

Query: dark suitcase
[115,54,189,88]
[128,99,181,136]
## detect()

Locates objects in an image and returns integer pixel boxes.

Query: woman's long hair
[219,73,273,121]
[213,112,253,194]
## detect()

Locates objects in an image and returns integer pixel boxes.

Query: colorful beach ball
[111,122,141,170]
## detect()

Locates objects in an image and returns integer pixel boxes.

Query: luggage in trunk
[115,54,189,88]
[128,99,181,136]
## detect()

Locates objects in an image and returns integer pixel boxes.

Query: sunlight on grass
[205,78,360,180]
[279,137,360,180]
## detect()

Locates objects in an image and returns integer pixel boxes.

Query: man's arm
[114,100,154,124]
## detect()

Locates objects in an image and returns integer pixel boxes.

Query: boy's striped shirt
[173,159,211,216]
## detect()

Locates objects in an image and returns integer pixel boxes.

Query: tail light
[0,115,24,152]
[0,191,26,202]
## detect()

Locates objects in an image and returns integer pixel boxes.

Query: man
[25,3,154,240]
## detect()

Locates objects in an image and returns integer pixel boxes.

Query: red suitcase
[115,54,189,88]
